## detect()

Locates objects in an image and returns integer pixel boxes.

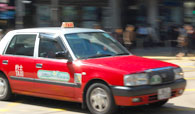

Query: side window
[39,38,67,59]
[5,34,36,56]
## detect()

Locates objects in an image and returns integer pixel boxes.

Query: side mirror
[55,51,69,59]
[55,51,73,62]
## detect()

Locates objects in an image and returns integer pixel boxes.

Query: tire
[149,99,168,107]
[86,83,117,114]
[0,74,12,101]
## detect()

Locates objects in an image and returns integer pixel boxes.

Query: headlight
[173,68,184,80]
[124,73,148,86]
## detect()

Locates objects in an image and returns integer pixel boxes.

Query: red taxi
[0,24,186,114]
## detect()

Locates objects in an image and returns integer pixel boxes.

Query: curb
[143,56,195,61]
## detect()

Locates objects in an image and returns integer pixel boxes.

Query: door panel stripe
[10,76,81,88]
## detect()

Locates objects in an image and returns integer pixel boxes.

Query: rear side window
[5,34,36,56]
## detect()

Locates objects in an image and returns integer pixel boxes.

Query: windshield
[65,32,130,59]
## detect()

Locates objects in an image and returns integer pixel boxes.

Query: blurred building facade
[1,0,195,31]
[34,0,110,29]
[0,0,15,29]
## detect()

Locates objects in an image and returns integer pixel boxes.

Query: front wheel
[148,99,169,107]
[86,83,117,114]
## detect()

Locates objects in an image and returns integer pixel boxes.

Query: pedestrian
[184,25,195,55]
[167,24,179,47]
[123,25,136,49]
[147,24,160,47]
[112,28,124,45]
[136,24,149,48]
[178,25,187,37]
[176,35,188,57]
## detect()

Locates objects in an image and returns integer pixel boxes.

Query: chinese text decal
[15,65,24,77]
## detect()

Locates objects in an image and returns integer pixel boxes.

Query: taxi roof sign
[61,22,74,28]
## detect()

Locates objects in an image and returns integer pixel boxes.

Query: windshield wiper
[116,53,130,55]
[88,54,113,58]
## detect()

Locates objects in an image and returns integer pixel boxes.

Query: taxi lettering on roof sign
[0,26,186,114]
[61,22,74,28]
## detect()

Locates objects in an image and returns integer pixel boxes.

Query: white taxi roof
[12,27,104,34]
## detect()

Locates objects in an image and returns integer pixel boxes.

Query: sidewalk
[131,47,195,72]
[131,47,195,60]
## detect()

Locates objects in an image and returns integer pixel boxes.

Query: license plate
[158,88,171,100]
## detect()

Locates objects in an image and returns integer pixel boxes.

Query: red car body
[0,55,186,106]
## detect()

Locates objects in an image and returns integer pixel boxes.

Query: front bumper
[111,79,186,106]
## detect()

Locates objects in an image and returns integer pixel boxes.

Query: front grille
[149,67,175,84]
[149,95,158,101]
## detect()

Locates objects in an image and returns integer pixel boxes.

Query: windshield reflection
[65,32,130,59]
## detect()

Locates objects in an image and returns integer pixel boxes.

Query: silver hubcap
[90,88,109,112]
[0,78,7,97]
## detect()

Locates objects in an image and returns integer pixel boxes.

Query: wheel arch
[0,70,7,79]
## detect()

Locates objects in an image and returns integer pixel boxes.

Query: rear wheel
[86,83,117,114]
[149,100,168,107]
[0,74,12,100]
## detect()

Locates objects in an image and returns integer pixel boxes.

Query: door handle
[36,63,43,68]
[2,60,8,65]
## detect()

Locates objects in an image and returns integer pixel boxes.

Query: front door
[34,35,76,97]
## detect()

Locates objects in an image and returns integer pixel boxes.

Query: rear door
[2,34,37,92]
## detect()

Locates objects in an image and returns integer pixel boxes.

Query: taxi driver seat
[39,41,56,58]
